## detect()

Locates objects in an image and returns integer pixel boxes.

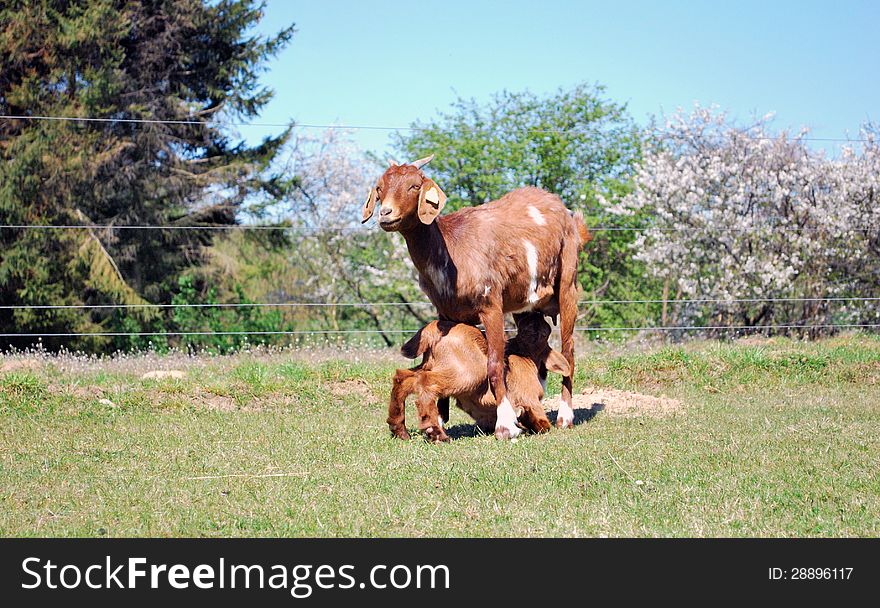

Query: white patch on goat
[438,416,445,428]
[528,205,546,226]
[495,396,522,439]
[425,263,451,298]
[483,284,491,297]
[557,395,574,429]
[524,240,540,304]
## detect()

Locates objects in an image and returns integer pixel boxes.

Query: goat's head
[361,154,447,231]
[511,313,570,376]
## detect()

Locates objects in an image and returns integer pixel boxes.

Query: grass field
[2,335,879,537]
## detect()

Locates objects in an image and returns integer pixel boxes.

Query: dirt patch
[48,383,105,400]
[190,391,299,412]
[0,358,42,374]
[186,389,237,411]
[546,386,683,418]
[202,394,237,412]
[329,379,374,400]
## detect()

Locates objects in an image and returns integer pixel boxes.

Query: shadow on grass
[441,401,606,440]
[443,423,487,440]
[550,402,606,426]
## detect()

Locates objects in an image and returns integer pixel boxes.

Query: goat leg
[437,396,450,427]
[556,241,579,429]
[416,391,449,443]
[480,307,521,440]
[388,368,415,440]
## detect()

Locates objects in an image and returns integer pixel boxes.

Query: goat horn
[387,157,401,167]
[410,154,435,169]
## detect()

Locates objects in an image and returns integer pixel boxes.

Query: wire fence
[5,209,878,338]
[0,114,873,143]
[2,323,880,339]
[2,115,878,342]
[2,223,878,233]
[1,114,876,233]
[2,295,880,311]
[3,294,880,340]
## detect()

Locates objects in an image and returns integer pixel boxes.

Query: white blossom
[607,106,880,333]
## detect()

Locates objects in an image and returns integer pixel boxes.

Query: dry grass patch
[47,383,104,400]
[0,358,42,374]
[329,378,375,400]
[195,391,237,412]
[141,370,187,380]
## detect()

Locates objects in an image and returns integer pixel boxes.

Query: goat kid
[363,155,590,440]
[388,312,570,442]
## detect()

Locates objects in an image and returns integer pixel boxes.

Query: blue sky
[247,0,879,155]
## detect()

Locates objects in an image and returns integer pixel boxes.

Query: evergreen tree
[0,0,294,350]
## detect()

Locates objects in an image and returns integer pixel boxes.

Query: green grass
[1,335,879,537]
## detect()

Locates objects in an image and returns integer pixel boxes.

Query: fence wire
[2,323,880,339]
[2,223,879,233]
[2,296,880,311]
[0,114,872,143]
[2,114,877,341]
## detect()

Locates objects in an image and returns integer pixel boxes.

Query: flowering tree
[830,124,880,313]
[606,106,880,336]
[265,130,429,344]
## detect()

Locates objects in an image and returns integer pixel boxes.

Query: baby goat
[363,155,590,439]
[387,313,570,442]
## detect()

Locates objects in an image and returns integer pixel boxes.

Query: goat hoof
[495,399,523,440]
[389,423,411,440]
[494,424,521,440]
[555,416,573,429]
[422,425,449,443]
[556,402,575,429]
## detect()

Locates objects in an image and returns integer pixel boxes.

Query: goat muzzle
[378,216,403,231]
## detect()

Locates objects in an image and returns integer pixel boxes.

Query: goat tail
[400,321,444,359]
[571,210,592,250]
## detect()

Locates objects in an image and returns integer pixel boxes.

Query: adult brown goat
[362,155,589,439]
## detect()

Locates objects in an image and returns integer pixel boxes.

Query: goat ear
[417,179,447,224]
[361,187,378,223]
[545,349,571,376]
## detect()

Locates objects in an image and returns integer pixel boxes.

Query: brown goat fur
[363,157,591,439]
[387,313,570,442]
